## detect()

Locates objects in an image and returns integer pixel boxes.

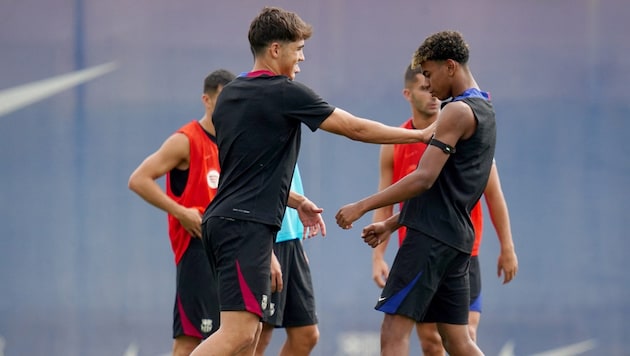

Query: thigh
[173,238,219,339]
[376,229,447,321]
[281,239,317,327]
[204,216,276,318]
[424,251,471,325]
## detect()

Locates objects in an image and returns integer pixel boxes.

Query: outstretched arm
[319,108,434,144]
[335,102,475,229]
[128,133,204,238]
[483,162,518,284]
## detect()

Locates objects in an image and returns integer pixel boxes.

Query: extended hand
[335,202,364,229]
[297,199,326,238]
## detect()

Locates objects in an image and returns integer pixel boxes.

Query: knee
[419,334,445,356]
[289,325,319,351]
[223,326,259,352]
[303,326,320,349]
[173,336,200,356]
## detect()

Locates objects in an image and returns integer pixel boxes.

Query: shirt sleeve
[284,81,336,132]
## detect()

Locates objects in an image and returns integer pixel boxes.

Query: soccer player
[190,7,433,356]
[128,70,235,356]
[336,30,495,356]
[371,65,518,355]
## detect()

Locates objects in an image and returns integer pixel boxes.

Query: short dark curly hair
[412,31,469,70]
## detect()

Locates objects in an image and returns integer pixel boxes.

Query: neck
[252,58,278,76]
[452,71,479,98]
[198,114,215,136]
[411,113,437,130]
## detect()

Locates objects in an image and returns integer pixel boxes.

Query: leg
[173,335,201,356]
[381,314,415,356]
[254,323,274,356]
[276,240,319,356]
[415,323,445,356]
[280,324,319,356]
[196,218,274,355]
[468,311,481,343]
[436,323,483,356]
[172,239,220,355]
[467,256,482,343]
[191,311,260,356]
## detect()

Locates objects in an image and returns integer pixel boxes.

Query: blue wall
[1,0,629,355]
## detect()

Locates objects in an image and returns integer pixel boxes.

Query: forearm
[129,177,186,218]
[372,206,393,260]
[353,118,431,144]
[287,190,307,209]
[358,173,428,217]
[490,205,515,252]
[384,213,402,234]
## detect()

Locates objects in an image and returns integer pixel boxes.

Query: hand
[176,206,203,238]
[335,202,364,229]
[372,257,390,288]
[297,199,326,238]
[270,251,283,292]
[497,249,518,284]
[361,222,390,248]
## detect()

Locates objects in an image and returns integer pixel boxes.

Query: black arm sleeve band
[429,137,456,154]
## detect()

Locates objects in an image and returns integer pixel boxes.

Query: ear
[269,42,281,58]
[201,93,211,108]
[402,87,411,102]
[446,59,458,76]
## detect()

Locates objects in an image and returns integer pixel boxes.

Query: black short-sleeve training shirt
[204,73,335,229]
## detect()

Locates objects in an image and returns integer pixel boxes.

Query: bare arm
[371,144,395,288]
[128,133,204,238]
[336,102,475,228]
[483,162,518,284]
[319,108,433,144]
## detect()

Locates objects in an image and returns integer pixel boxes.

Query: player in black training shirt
[192,7,434,356]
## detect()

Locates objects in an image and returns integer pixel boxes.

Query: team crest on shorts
[200,318,213,333]
[261,294,268,311]
[269,302,276,316]
[206,170,220,189]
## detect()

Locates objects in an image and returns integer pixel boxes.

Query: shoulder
[440,101,475,125]
[285,79,319,96]
[162,132,190,155]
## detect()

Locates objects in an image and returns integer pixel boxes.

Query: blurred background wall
[1,0,629,355]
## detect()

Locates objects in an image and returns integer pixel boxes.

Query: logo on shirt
[206,170,220,189]
[200,318,213,333]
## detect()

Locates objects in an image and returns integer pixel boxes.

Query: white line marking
[531,339,597,356]
[0,61,118,117]
[123,342,139,356]
[498,340,515,356]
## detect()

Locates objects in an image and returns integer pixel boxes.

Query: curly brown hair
[411,31,469,69]
[248,7,313,56]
